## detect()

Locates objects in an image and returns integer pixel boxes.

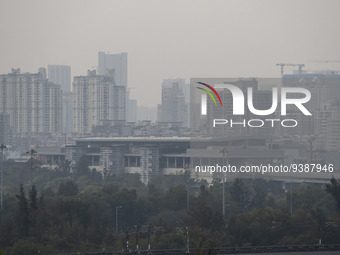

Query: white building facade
[73,70,126,134]
[0,68,62,134]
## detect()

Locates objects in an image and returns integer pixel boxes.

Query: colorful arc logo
[196,82,223,106]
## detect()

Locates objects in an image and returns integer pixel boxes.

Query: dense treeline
[0,160,340,254]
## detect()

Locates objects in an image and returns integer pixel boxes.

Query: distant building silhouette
[161,79,189,127]
[137,106,157,122]
[98,52,127,87]
[48,65,73,133]
[98,52,136,123]
[127,98,137,123]
[0,113,11,145]
[315,99,340,151]
[48,65,71,92]
[73,70,126,134]
[0,68,62,134]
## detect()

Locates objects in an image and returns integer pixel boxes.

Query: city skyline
[1,1,340,253]
[1,0,340,107]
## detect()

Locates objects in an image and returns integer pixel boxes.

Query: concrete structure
[140,147,160,184]
[98,51,136,123]
[48,65,71,92]
[64,136,190,182]
[62,91,73,133]
[283,72,340,106]
[48,65,73,133]
[0,113,11,145]
[127,98,137,123]
[314,98,340,151]
[35,135,340,184]
[73,70,126,134]
[98,52,127,87]
[0,68,62,134]
[137,106,157,122]
[161,79,188,127]
[326,118,340,151]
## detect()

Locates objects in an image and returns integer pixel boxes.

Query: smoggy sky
[1,0,340,106]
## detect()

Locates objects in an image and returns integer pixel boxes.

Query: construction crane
[276,63,305,77]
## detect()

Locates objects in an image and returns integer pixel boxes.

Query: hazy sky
[1,0,340,106]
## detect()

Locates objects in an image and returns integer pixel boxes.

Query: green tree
[15,184,30,236]
[164,185,187,211]
[75,155,90,177]
[29,185,38,210]
[10,239,39,255]
[58,180,78,196]
[230,179,250,213]
[326,177,340,210]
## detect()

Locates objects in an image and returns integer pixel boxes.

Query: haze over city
[2,1,340,254]
[1,0,340,106]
